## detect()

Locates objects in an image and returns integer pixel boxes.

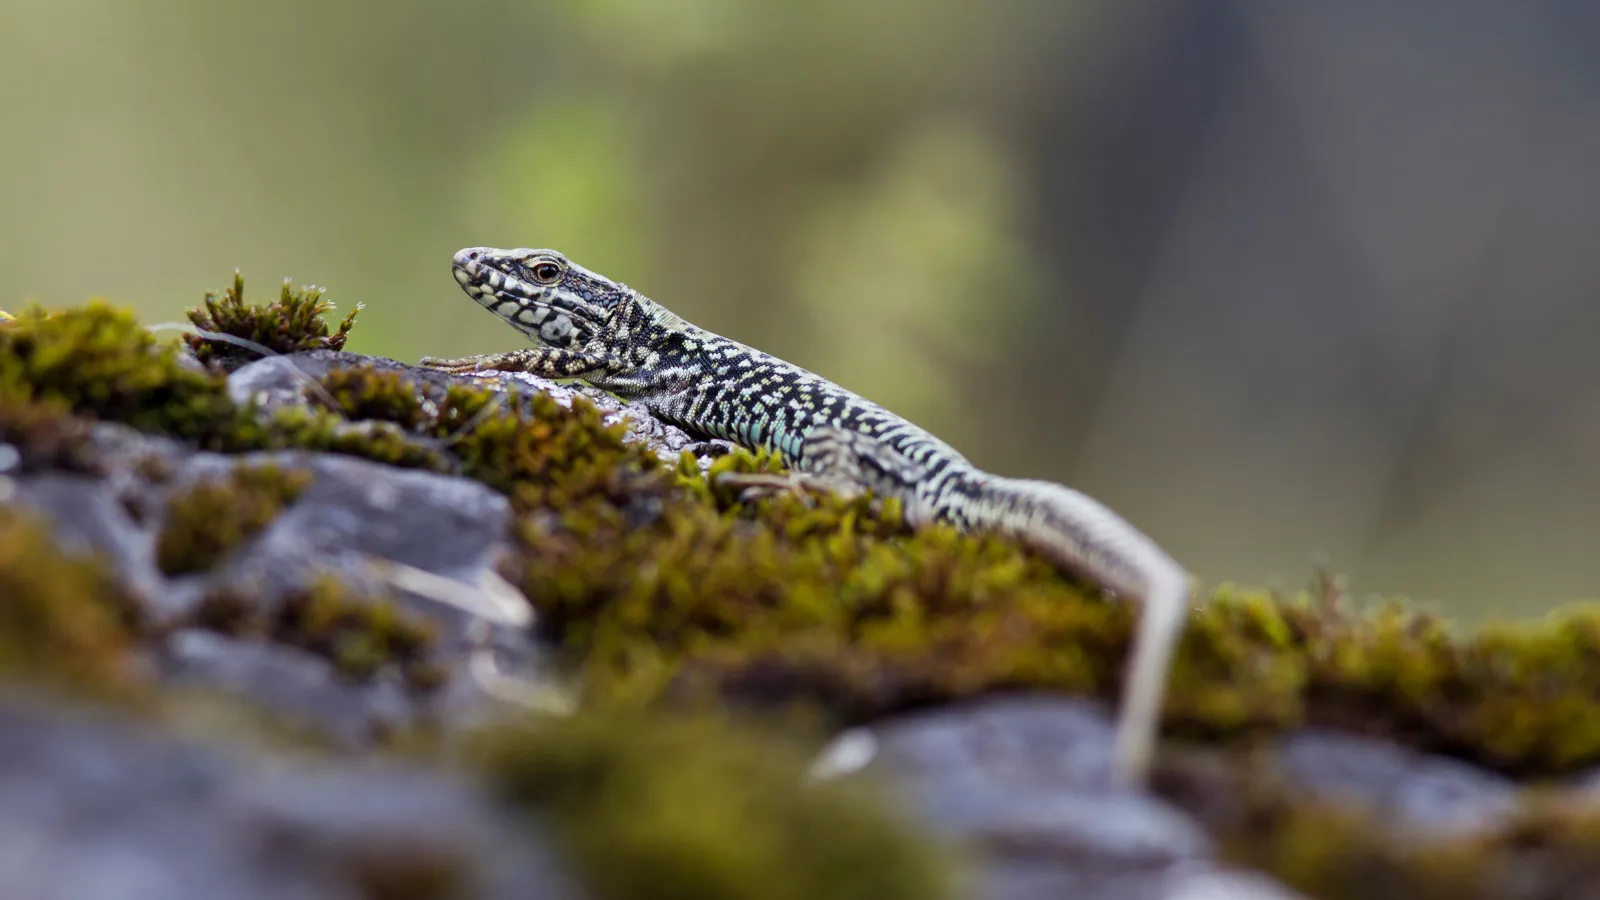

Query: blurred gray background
[5,0,1598,620]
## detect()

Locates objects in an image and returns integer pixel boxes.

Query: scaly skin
[422,246,1191,786]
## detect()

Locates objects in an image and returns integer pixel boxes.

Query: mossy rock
[12,277,1600,783]
[26,269,1600,898]
[0,506,139,696]
[156,462,313,576]
[0,302,240,442]
[509,440,1600,777]
[195,574,445,692]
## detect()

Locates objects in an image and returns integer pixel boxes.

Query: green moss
[451,390,668,513]
[275,577,440,687]
[469,710,958,900]
[185,271,359,370]
[0,505,138,695]
[498,437,1600,777]
[520,448,1106,717]
[195,574,443,690]
[0,297,457,474]
[0,302,241,441]
[249,404,454,470]
[0,286,667,515]
[315,365,435,431]
[517,444,1116,717]
[1157,594,1600,775]
[156,463,312,576]
[310,363,672,514]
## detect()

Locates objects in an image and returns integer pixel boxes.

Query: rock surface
[0,694,582,900]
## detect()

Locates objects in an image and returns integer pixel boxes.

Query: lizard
[420,246,1192,786]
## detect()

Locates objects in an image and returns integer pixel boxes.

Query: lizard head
[451,247,633,349]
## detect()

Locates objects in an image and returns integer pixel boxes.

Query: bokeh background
[5,0,1599,620]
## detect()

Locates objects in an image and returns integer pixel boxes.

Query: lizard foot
[713,471,862,505]
[418,354,492,375]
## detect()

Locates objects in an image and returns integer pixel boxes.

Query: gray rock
[172,448,514,599]
[866,695,1288,900]
[12,470,168,608]
[0,694,583,900]
[161,630,416,748]
[14,430,549,739]
[225,350,730,465]
[1271,729,1519,835]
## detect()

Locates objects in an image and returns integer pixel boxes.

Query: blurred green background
[7,0,1600,619]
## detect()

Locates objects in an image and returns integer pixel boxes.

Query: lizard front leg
[419,347,626,381]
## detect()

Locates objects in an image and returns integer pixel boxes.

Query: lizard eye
[529,261,562,284]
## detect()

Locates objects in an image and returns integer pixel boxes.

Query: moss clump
[0,287,666,517]
[0,505,138,694]
[470,710,957,900]
[185,271,359,370]
[1159,594,1600,776]
[312,364,510,452]
[0,295,464,476]
[274,577,441,688]
[156,463,313,576]
[451,390,668,513]
[0,303,241,441]
[520,447,1118,718]
[312,364,672,515]
[315,365,436,432]
[247,404,453,471]
[0,387,101,474]
[196,575,443,690]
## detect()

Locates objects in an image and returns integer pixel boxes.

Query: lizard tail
[960,473,1192,786]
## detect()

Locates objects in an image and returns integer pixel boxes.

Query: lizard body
[422,246,1190,785]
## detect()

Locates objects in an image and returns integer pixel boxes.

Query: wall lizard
[421,246,1191,786]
